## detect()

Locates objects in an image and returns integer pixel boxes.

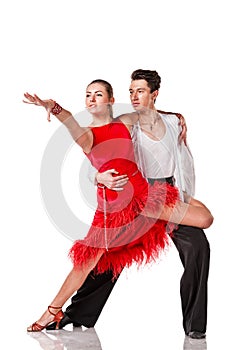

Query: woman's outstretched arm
[23,93,93,153]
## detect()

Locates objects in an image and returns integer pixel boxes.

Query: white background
[1,0,232,349]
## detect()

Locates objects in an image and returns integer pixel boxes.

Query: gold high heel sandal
[27,306,64,332]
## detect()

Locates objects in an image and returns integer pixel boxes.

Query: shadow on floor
[183,336,207,350]
[27,327,102,350]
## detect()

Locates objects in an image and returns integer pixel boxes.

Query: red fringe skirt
[69,174,178,278]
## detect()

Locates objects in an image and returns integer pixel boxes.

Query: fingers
[33,93,40,100]
[109,175,129,188]
[177,114,185,124]
[106,184,124,191]
[47,110,51,122]
[178,119,187,145]
[33,94,44,106]
[23,92,52,122]
[24,92,33,99]
[178,135,185,145]
[110,187,124,192]
[106,175,129,191]
[23,92,40,105]
[175,113,187,145]
[179,132,187,145]
[96,169,129,190]
[113,174,129,181]
[105,169,119,175]
[114,177,128,187]
[22,100,33,104]
[23,92,34,103]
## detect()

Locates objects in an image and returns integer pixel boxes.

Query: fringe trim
[69,181,178,279]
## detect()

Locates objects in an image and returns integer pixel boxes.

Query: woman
[23,79,213,332]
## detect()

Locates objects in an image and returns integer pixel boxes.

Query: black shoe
[46,314,81,330]
[187,331,206,339]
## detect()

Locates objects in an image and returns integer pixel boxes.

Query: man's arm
[87,165,129,191]
[96,170,129,191]
[91,111,187,190]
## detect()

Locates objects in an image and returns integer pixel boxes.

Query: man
[47,69,210,340]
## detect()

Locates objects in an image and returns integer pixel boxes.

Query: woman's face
[85,82,113,116]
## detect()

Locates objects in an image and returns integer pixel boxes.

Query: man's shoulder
[160,112,178,121]
[160,113,180,126]
[159,113,182,137]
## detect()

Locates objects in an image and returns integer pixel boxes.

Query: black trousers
[65,226,210,333]
[66,179,210,333]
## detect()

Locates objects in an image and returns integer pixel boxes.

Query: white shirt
[137,124,175,179]
[131,114,195,201]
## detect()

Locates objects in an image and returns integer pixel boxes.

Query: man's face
[129,79,157,111]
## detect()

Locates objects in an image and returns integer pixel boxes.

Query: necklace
[149,113,160,131]
[139,112,160,131]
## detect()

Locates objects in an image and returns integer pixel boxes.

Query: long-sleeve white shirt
[88,114,195,202]
[131,114,195,201]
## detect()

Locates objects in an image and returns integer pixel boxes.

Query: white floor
[1,238,232,350]
[25,327,208,350]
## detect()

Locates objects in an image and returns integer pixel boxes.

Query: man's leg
[171,225,210,337]
[66,270,118,327]
[47,270,117,329]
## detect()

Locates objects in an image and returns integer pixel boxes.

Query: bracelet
[51,101,63,115]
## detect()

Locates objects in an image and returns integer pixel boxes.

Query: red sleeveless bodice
[69,119,178,277]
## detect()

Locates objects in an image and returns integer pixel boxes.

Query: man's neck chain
[139,111,160,131]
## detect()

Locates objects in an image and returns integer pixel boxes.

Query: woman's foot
[27,306,64,332]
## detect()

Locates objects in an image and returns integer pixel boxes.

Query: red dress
[69,120,178,277]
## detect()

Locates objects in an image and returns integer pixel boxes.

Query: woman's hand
[23,92,55,122]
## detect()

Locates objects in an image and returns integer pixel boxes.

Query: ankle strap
[48,305,62,316]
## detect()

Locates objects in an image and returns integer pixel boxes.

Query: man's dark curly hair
[131,69,161,92]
